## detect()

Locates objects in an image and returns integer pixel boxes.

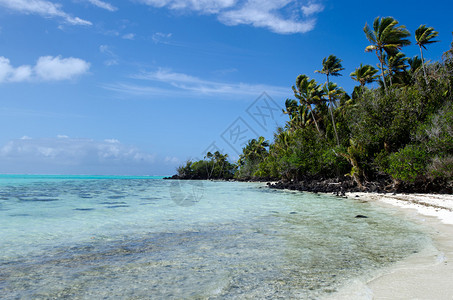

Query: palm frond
[363,23,376,44]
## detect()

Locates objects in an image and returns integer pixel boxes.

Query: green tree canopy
[350,63,379,87]
[364,16,411,92]
[415,24,439,83]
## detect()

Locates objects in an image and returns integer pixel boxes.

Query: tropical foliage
[316,55,345,145]
[176,17,453,192]
[350,64,379,88]
[176,151,236,180]
[363,16,411,92]
[415,25,439,83]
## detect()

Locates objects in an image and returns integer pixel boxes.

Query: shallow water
[0,176,429,298]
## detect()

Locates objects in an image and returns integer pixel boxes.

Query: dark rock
[163,175,180,180]
[355,215,368,218]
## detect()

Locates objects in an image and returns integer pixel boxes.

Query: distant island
[168,17,453,195]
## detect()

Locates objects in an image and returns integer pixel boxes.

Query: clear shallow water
[0,176,430,299]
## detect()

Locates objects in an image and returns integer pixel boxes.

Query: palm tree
[292,75,323,135]
[282,99,299,123]
[322,82,344,145]
[415,25,439,83]
[350,64,379,90]
[283,99,310,130]
[204,152,215,179]
[364,16,411,92]
[384,52,408,85]
[408,56,423,74]
[253,136,270,160]
[396,56,423,85]
[315,55,345,83]
[315,55,344,146]
[238,137,270,165]
[213,151,228,179]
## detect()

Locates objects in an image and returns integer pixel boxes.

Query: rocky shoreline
[267,176,452,195]
[165,174,452,195]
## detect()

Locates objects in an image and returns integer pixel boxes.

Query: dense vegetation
[176,151,236,180]
[175,17,453,193]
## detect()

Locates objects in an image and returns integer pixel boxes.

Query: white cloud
[138,0,236,13]
[152,32,172,44]
[0,57,33,82]
[0,0,92,25]
[138,0,324,34]
[0,137,168,175]
[99,45,118,66]
[301,2,324,16]
[104,59,119,66]
[219,0,316,34]
[122,33,135,40]
[9,65,33,82]
[104,68,290,99]
[0,55,90,82]
[35,56,91,81]
[102,83,178,96]
[99,45,110,53]
[87,0,117,11]
[139,68,206,85]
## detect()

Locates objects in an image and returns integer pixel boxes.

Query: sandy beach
[329,192,453,300]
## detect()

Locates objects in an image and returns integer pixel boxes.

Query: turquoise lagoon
[0,175,430,298]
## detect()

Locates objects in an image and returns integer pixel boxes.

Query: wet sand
[330,193,453,300]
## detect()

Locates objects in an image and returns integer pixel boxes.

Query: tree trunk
[308,106,321,135]
[419,45,429,84]
[377,49,388,93]
[327,76,340,146]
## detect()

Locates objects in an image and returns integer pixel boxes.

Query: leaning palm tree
[408,56,423,74]
[315,55,344,146]
[240,137,269,163]
[350,64,379,91]
[282,99,310,130]
[322,82,344,146]
[384,52,409,86]
[255,136,270,158]
[415,25,439,83]
[282,99,299,123]
[292,75,323,135]
[364,16,411,92]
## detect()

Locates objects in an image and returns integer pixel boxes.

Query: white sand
[327,192,453,300]
[348,192,453,225]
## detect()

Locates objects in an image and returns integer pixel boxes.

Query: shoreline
[346,192,453,225]
[166,175,452,195]
[330,192,453,299]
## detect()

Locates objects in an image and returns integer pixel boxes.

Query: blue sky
[0,0,452,175]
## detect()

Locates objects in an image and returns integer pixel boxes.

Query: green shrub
[386,145,428,183]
